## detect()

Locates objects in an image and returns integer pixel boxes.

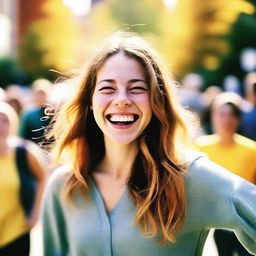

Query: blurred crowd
[0,71,255,255]
[179,72,256,256]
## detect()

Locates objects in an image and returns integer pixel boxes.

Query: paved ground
[30,223,219,256]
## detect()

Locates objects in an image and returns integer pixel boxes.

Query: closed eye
[130,87,148,94]
[98,86,116,94]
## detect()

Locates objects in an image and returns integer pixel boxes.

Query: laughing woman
[41,32,256,256]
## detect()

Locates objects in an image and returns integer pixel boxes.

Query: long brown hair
[47,32,193,243]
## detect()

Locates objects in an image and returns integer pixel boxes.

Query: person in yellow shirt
[196,92,256,256]
[0,102,47,256]
[196,134,256,183]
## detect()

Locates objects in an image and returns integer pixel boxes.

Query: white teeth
[109,115,135,122]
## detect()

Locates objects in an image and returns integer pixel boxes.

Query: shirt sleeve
[231,179,256,254]
[41,169,69,256]
[186,155,256,255]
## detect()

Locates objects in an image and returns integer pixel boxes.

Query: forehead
[215,104,236,114]
[97,53,146,79]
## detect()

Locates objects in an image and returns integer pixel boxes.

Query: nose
[113,90,132,107]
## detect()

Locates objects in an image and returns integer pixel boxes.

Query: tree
[18,0,78,81]
[0,57,25,88]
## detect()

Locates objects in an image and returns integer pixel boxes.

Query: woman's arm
[230,180,256,254]
[186,155,256,255]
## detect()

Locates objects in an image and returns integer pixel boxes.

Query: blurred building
[0,0,48,57]
[1,0,103,58]
[17,0,47,46]
[92,0,103,3]
[0,0,17,56]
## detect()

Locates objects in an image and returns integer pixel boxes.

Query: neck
[96,139,139,180]
[217,132,235,146]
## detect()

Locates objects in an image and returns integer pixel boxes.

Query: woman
[42,32,256,256]
[196,92,256,256]
[0,102,46,256]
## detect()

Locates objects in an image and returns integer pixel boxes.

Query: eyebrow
[96,79,147,84]
[129,79,147,84]
[97,79,114,84]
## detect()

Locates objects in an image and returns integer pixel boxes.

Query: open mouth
[106,114,139,125]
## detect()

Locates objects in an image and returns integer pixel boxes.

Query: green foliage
[108,0,160,34]
[17,0,78,81]
[0,57,25,88]
[195,12,256,88]
[18,29,55,81]
[15,0,256,89]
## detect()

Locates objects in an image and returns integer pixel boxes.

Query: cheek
[91,95,111,122]
[0,123,10,134]
[212,114,222,128]
[92,95,106,110]
[223,115,237,125]
[230,118,239,128]
[138,97,152,126]
[133,95,151,112]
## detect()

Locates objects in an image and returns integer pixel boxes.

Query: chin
[107,134,139,145]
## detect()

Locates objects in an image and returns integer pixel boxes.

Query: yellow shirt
[0,153,28,247]
[196,134,256,184]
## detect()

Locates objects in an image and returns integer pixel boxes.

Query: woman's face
[212,104,240,135]
[91,52,152,145]
[0,112,10,138]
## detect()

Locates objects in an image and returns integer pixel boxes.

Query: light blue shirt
[41,153,256,255]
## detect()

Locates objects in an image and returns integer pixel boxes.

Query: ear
[90,105,93,110]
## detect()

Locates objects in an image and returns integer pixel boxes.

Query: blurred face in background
[33,89,48,106]
[0,112,10,139]
[212,103,240,136]
[0,103,19,138]
[32,79,52,107]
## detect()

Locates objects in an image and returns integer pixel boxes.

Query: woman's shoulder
[45,165,72,194]
[181,149,206,165]
[183,149,252,198]
[185,150,235,183]
[234,134,256,150]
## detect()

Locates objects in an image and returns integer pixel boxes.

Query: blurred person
[4,84,28,116]
[5,84,25,100]
[41,32,256,256]
[223,75,241,94]
[239,82,256,141]
[19,79,53,145]
[178,73,207,116]
[0,88,6,101]
[200,85,223,134]
[0,102,47,256]
[244,72,256,104]
[5,97,23,116]
[196,92,256,256]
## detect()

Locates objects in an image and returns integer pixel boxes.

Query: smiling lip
[106,113,139,129]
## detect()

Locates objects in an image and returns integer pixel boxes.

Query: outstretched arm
[186,156,256,255]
